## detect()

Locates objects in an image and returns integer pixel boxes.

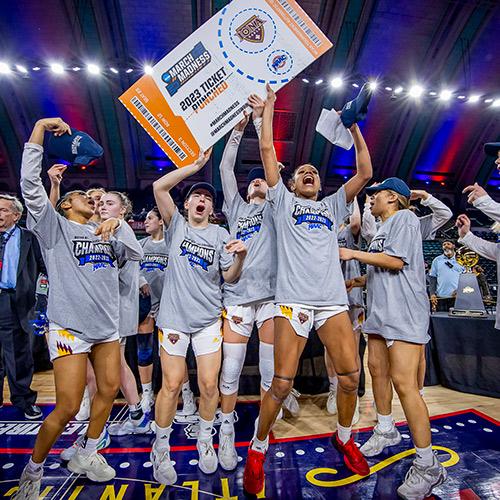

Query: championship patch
[292,204,334,231]
[298,312,309,324]
[368,236,385,253]
[161,42,211,97]
[72,238,116,271]
[168,333,180,345]
[236,213,263,242]
[140,254,169,272]
[180,239,215,271]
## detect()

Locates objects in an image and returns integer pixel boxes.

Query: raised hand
[455,214,471,238]
[234,111,250,132]
[225,239,247,257]
[37,117,71,136]
[410,190,430,201]
[265,83,276,105]
[47,164,67,186]
[95,218,120,241]
[248,94,265,119]
[194,147,213,170]
[463,183,488,205]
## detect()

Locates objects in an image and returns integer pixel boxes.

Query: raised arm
[412,190,453,235]
[47,164,67,208]
[222,239,247,283]
[153,149,212,225]
[21,118,71,217]
[220,115,249,207]
[361,195,377,244]
[349,196,361,238]
[256,85,280,188]
[343,125,373,203]
[456,214,498,261]
[462,183,500,222]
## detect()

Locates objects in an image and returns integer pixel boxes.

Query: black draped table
[427,312,500,398]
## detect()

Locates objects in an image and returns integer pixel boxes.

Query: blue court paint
[0,404,498,499]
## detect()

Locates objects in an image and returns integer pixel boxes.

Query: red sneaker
[332,432,370,476]
[243,446,266,495]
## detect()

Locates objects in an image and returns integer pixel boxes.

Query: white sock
[220,412,234,434]
[337,423,352,444]
[182,381,192,395]
[155,424,172,451]
[251,434,269,453]
[26,457,44,478]
[142,382,152,393]
[377,413,394,433]
[329,377,338,392]
[80,436,99,457]
[82,386,90,400]
[415,444,434,467]
[419,388,425,397]
[198,417,214,442]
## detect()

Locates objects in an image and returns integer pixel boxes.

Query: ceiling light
[439,89,453,101]
[50,63,64,74]
[87,63,100,75]
[368,81,378,90]
[16,64,28,74]
[409,85,424,98]
[468,95,480,103]
[394,86,403,95]
[110,67,119,74]
[330,77,343,89]
[144,65,153,75]
[315,79,323,85]
[301,78,309,84]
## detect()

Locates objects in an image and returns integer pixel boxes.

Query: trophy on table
[449,246,487,317]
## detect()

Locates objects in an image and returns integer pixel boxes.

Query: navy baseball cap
[366,177,411,198]
[47,128,104,166]
[341,82,373,129]
[185,182,217,203]
[247,167,265,184]
[484,142,500,157]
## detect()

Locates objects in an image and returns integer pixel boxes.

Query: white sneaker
[197,439,218,474]
[13,468,41,500]
[151,444,177,485]
[67,448,115,482]
[283,389,300,417]
[108,414,151,436]
[74,393,91,421]
[218,426,238,471]
[360,424,402,457]
[60,429,110,461]
[352,398,360,425]
[141,390,154,413]
[177,391,197,416]
[397,455,447,499]
[326,390,337,415]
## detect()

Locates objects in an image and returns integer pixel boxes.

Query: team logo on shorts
[292,204,334,231]
[56,342,73,357]
[72,239,116,271]
[231,315,243,325]
[168,333,180,345]
[279,305,293,320]
[161,42,211,97]
[140,254,169,272]
[180,239,215,271]
[298,312,309,324]
[235,15,266,43]
[236,213,263,242]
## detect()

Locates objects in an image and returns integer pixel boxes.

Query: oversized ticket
[119,0,332,167]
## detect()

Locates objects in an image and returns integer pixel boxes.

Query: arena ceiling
[0,0,499,208]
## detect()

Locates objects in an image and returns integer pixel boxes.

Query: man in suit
[0,193,44,419]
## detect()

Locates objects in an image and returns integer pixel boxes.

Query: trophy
[449,246,487,317]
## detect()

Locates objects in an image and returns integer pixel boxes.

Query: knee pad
[137,332,154,366]
[337,369,360,393]
[259,342,274,392]
[269,374,294,403]
[220,343,247,396]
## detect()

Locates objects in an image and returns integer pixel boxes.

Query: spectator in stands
[0,194,44,419]
[428,240,464,312]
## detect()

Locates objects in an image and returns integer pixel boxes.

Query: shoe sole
[67,461,115,482]
[24,413,42,420]
[360,434,402,458]
[152,468,177,485]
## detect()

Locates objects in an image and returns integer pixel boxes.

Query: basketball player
[341,178,447,499]
[150,150,247,484]
[243,85,372,495]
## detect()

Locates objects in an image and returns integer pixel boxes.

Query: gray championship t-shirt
[337,225,363,307]
[156,209,233,333]
[363,210,430,344]
[139,236,170,310]
[119,259,140,338]
[267,179,351,306]
[222,195,276,306]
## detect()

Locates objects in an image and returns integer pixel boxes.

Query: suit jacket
[14,227,46,331]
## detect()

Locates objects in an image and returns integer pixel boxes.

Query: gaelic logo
[236,15,266,43]
[72,239,116,271]
[292,204,334,231]
[179,239,215,271]
[161,42,211,97]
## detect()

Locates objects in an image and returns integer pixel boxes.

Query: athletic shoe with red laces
[243,447,266,495]
[332,432,370,476]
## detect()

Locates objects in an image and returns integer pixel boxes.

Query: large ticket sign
[119,0,332,167]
